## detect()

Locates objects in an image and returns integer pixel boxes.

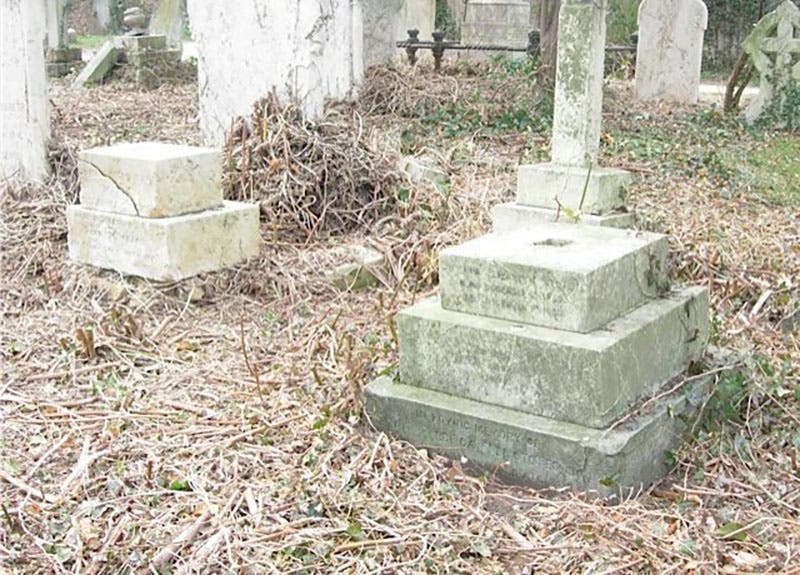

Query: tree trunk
[538,0,560,88]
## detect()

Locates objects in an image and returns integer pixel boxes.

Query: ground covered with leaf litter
[1,62,798,574]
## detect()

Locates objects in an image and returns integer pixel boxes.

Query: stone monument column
[1,0,50,182]
[551,0,607,167]
[364,0,715,494]
[494,0,634,230]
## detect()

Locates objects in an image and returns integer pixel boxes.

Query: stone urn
[123,7,147,34]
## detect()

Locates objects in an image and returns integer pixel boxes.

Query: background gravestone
[149,0,185,47]
[636,0,709,103]
[1,0,50,182]
[743,0,800,125]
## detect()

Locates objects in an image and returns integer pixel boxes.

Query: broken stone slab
[328,245,385,291]
[78,143,223,218]
[72,41,118,87]
[492,202,635,231]
[364,360,718,494]
[397,287,709,429]
[516,163,632,215]
[401,156,449,187]
[67,201,260,281]
[439,225,669,333]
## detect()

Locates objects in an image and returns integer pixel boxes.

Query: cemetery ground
[1,61,798,573]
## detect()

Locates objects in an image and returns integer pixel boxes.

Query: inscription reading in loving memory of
[398,405,569,472]
[451,263,570,319]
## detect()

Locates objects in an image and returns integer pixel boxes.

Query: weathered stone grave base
[47,47,83,77]
[67,202,259,281]
[493,203,635,230]
[366,363,716,494]
[516,163,632,215]
[115,35,181,88]
[396,288,708,428]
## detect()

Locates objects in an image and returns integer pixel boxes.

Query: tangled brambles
[223,94,402,240]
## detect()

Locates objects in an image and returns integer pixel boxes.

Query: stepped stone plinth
[364,0,718,494]
[67,143,259,281]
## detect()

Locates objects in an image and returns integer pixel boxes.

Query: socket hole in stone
[532,239,573,247]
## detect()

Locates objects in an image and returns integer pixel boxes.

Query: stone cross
[551,0,608,168]
[635,0,708,104]
[744,0,800,123]
[1,0,50,181]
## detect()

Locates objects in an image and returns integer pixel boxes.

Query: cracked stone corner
[80,158,141,216]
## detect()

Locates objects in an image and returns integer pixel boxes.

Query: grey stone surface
[114,34,168,53]
[516,163,631,215]
[78,143,223,218]
[492,202,635,230]
[461,0,531,50]
[328,246,385,291]
[551,0,607,167]
[398,287,709,428]
[73,41,118,87]
[439,226,669,332]
[67,201,260,281]
[47,47,82,63]
[149,0,184,47]
[365,365,715,493]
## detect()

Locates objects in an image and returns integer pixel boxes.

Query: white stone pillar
[187,0,364,145]
[1,0,50,182]
[551,0,607,168]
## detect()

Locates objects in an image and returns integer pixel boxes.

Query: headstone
[67,143,260,281]
[1,0,50,182]
[461,0,531,55]
[635,0,708,104]
[494,0,633,228]
[93,0,115,33]
[363,0,405,66]
[187,0,364,145]
[743,0,800,125]
[45,0,83,77]
[399,0,436,44]
[364,0,715,494]
[149,0,185,47]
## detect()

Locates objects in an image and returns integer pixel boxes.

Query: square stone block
[114,34,168,53]
[67,201,260,281]
[439,225,669,332]
[47,47,82,63]
[493,202,635,231]
[398,287,709,428]
[365,364,716,494]
[517,163,632,215]
[79,142,223,218]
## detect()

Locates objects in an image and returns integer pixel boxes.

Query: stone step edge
[492,202,636,230]
[365,353,731,493]
[397,287,709,428]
